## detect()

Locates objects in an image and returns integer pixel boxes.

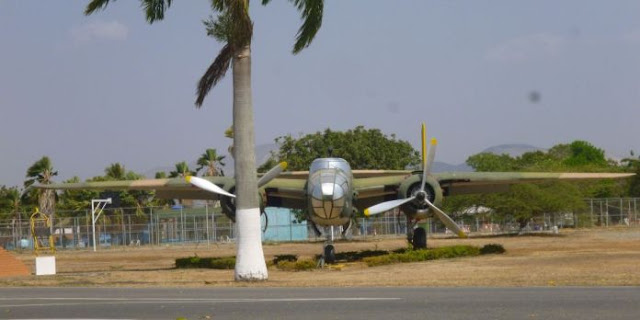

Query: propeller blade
[420,123,428,191]
[425,138,437,176]
[364,197,415,217]
[425,200,467,238]
[257,161,288,188]
[186,176,236,198]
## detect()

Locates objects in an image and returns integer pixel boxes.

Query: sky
[2,0,640,188]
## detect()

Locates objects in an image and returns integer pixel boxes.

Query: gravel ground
[2,227,640,287]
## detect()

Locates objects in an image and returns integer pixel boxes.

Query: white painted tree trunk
[234,208,268,280]
[232,45,268,281]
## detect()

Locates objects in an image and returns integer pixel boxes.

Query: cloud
[70,20,129,43]
[485,33,566,62]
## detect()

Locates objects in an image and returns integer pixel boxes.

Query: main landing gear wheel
[324,244,336,264]
[412,227,427,249]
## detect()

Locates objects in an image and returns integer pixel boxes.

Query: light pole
[91,198,112,252]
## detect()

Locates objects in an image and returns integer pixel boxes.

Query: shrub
[175,256,236,269]
[363,245,481,267]
[273,254,298,264]
[314,250,390,263]
[480,243,506,255]
[276,259,317,271]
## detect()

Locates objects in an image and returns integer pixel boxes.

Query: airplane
[37,123,634,263]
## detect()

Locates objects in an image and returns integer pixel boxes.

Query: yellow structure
[30,208,55,255]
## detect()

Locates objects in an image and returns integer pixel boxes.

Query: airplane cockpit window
[308,163,350,219]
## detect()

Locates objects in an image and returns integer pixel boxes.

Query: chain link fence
[2,198,639,251]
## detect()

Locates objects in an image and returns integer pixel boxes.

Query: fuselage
[306,158,354,227]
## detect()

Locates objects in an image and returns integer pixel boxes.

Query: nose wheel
[323,244,336,263]
[406,217,427,249]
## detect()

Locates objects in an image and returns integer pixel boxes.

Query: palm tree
[85,0,325,281]
[24,156,58,232]
[197,148,226,176]
[169,161,195,178]
[104,163,127,180]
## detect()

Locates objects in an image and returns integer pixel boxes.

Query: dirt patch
[2,228,640,287]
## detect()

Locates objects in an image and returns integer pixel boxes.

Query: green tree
[265,126,420,171]
[57,176,99,212]
[0,186,23,221]
[466,153,519,172]
[621,151,640,197]
[169,161,195,178]
[197,148,226,176]
[23,156,58,228]
[104,163,127,180]
[86,0,325,281]
[563,140,608,168]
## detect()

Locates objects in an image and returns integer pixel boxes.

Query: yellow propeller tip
[431,138,438,145]
[364,209,370,217]
[458,232,467,238]
[185,176,191,183]
[279,161,288,170]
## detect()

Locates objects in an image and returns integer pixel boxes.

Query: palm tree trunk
[232,45,268,281]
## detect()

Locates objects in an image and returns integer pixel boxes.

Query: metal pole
[205,203,210,246]
[92,202,97,252]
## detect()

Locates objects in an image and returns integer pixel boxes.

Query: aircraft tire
[412,227,427,249]
[324,244,336,263]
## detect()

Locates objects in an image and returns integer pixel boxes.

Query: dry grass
[2,227,640,287]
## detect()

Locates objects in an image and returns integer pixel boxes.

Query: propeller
[186,176,236,198]
[257,161,287,188]
[363,123,466,238]
[185,162,287,197]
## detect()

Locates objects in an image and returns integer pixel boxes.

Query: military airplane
[37,123,633,262]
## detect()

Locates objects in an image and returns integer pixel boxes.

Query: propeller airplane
[37,123,634,262]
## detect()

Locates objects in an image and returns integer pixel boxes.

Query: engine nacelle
[397,174,443,218]
[219,182,267,222]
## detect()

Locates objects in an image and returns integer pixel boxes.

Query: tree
[197,148,226,176]
[85,0,325,281]
[57,176,100,212]
[169,161,195,178]
[23,156,58,230]
[265,126,420,171]
[104,163,127,180]
[0,186,23,221]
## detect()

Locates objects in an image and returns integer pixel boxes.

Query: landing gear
[323,244,336,263]
[317,226,338,267]
[406,217,427,250]
[412,227,427,249]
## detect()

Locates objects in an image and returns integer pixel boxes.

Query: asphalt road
[1,287,639,319]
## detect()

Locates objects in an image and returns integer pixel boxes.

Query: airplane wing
[36,177,233,201]
[434,172,635,196]
[351,170,633,207]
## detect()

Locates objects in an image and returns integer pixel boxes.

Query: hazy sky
[2,0,640,188]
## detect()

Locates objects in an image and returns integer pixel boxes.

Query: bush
[276,259,317,271]
[480,243,506,255]
[175,256,236,269]
[314,250,390,263]
[363,245,481,267]
[273,254,298,264]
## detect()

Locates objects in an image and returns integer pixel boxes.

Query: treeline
[444,141,640,228]
[0,148,226,220]
[2,127,639,227]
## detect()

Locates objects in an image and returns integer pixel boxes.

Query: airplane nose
[321,182,344,200]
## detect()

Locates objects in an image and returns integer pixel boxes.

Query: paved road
[1,287,639,319]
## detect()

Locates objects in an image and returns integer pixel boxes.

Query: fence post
[205,203,210,246]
